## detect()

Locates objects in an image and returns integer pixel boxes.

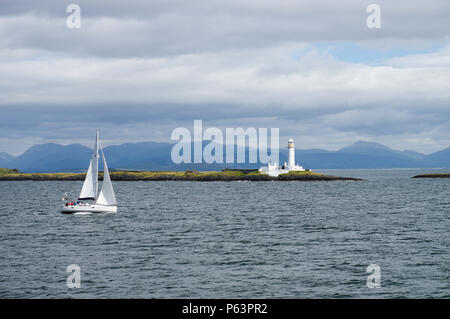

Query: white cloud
[386,46,450,68]
[1,44,449,107]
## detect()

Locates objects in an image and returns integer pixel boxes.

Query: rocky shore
[412,173,450,178]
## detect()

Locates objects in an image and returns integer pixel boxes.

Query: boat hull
[61,204,117,214]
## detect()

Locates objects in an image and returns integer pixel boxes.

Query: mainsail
[96,145,117,206]
[79,131,99,200]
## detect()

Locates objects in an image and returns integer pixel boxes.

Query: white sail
[96,146,117,206]
[79,131,99,200]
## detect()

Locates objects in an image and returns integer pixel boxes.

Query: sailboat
[61,131,117,214]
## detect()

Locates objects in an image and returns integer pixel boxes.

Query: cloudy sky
[0,0,449,155]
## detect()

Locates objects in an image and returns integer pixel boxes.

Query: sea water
[0,169,448,298]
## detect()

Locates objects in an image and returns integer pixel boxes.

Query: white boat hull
[61,204,117,214]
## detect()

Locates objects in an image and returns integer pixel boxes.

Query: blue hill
[0,140,449,172]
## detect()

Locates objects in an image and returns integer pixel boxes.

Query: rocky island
[0,168,362,182]
[412,173,450,179]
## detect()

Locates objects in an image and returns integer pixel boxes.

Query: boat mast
[94,130,99,200]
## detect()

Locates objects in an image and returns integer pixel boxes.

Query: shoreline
[0,170,363,182]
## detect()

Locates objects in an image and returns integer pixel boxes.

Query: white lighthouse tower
[258,138,305,176]
[288,138,295,169]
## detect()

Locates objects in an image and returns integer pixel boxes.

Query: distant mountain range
[0,141,449,172]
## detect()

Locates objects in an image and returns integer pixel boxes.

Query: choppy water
[0,169,449,298]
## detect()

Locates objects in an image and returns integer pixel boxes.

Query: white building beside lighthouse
[258,138,305,177]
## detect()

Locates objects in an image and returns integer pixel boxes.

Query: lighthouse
[258,138,305,176]
[288,138,295,169]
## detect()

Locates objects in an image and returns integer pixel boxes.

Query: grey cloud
[0,1,449,58]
